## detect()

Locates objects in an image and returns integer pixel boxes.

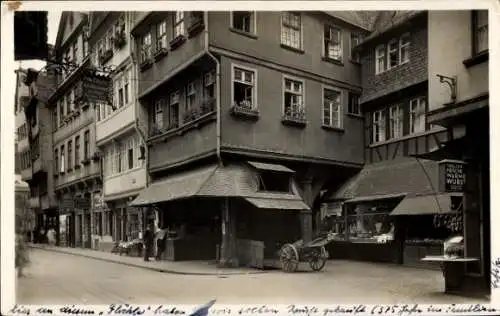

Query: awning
[345,193,407,204]
[247,161,295,173]
[244,197,309,211]
[129,165,217,206]
[390,193,463,216]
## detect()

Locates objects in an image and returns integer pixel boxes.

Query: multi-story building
[425,9,490,293]
[129,11,369,266]
[50,12,102,248]
[22,68,58,235]
[88,12,147,250]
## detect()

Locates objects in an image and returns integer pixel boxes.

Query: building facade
[22,68,59,236]
[426,9,490,293]
[88,12,147,250]
[130,11,369,265]
[50,12,102,248]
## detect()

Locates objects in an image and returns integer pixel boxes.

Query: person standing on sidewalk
[143,225,154,262]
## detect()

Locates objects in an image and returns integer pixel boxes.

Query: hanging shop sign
[439,159,466,192]
[81,69,112,104]
[92,191,103,209]
[60,196,74,214]
[74,196,91,210]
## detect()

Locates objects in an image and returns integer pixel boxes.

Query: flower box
[281,107,307,127]
[169,35,186,50]
[113,32,127,49]
[187,14,205,38]
[99,49,113,65]
[154,47,169,61]
[230,103,259,121]
[139,58,153,71]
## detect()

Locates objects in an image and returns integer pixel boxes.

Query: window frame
[67,140,73,171]
[156,20,168,51]
[75,135,80,166]
[54,149,59,175]
[372,109,386,144]
[322,85,343,129]
[154,99,165,129]
[141,31,152,62]
[280,12,302,50]
[186,81,197,110]
[347,92,361,116]
[375,44,386,74]
[472,10,488,55]
[230,11,257,35]
[60,145,65,173]
[323,25,343,61]
[231,64,258,109]
[282,75,305,116]
[409,97,427,134]
[350,32,362,62]
[387,39,399,70]
[173,11,185,38]
[399,33,410,64]
[84,130,90,160]
[169,91,181,128]
[388,104,404,139]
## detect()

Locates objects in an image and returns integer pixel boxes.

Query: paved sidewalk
[29,244,266,276]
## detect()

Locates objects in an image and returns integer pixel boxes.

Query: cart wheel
[309,246,327,272]
[280,244,299,272]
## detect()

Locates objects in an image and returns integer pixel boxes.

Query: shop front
[322,157,464,268]
[130,162,309,268]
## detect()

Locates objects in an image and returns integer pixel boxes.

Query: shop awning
[244,196,309,211]
[389,193,463,216]
[129,165,217,207]
[247,161,295,173]
[345,193,407,204]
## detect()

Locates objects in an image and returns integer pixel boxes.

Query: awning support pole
[219,198,238,268]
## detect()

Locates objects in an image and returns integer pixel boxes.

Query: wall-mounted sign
[75,197,91,210]
[439,160,466,192]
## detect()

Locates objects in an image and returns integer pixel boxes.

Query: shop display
[433,213,463,233]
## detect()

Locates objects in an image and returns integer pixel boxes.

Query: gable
[55,12,87,50]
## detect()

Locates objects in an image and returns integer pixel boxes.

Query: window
[116,76,125,108]
[60,145,65,172]
[67,140,73,170]
[399,33,410,63]
[65,93,71,114]
[324,25,342,61]
[231,11,253,33]
[157,20,168,50]
[375,45,385,74]
[232,66,256,109]
[105,31,112,52]
[204,71,215,100]
[372,110,386,143]
[389,105,404,139]
[75,135,80,166]
[410,97,426,134]
[283,77,304,116]
[154,99,164,129]
[124,70,130,104]
[186,81,196,110]
[83,34,88,58]
[473,10,488,54]
[350,33,362,62]
[84,130,90,160]
[169,91,180,128]
[117,143,123,173]
[141,32,152,62]
[72,41,78,65]
[387,39,399,69]
[59,100,64,125]
[348,92,360,115]
[173,11,185,38]
[54,149,58,175]
[281,12,301,49]
[323,88,342,128]
[96,103,102,122]
[127,138,134,170]
[258,171,291,193]
[53,107,58,130]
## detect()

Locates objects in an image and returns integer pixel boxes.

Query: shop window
[258,171,291,193]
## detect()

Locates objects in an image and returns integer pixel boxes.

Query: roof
[247,161,295,173]
[326,11,379,31]
[15,175,30,192]
[326,157,440,201]
[130,163,308,210]
[356,11,426,48]
[390,193,462,216]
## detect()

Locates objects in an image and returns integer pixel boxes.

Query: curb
[29,245,267,276]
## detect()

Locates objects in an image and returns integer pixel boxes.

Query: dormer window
[258,171,291,193]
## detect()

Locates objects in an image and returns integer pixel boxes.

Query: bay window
[323,88,343,129]
[281,12,301,50]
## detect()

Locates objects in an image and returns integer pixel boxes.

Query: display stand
[421,256,479,293]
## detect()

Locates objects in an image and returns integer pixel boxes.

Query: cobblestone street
[16,249,487,305]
